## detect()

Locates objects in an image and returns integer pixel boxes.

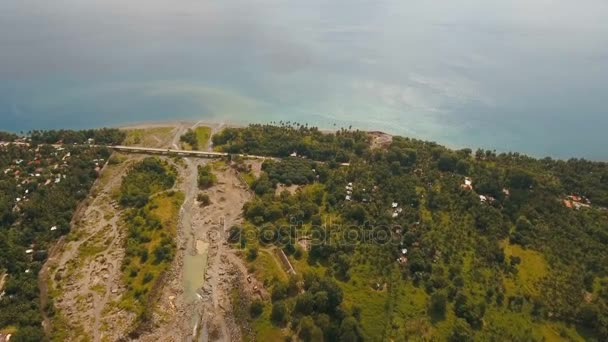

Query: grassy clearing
[252,302,285,341]
[539,322,586,342]
[501,240,548,297]
[247,248,288,286]
[123,127,174,147]
[195,126,212,149]
[340,264,394,341]
[50,310,90,342]
[241,171,256,186]
[288,253,325,277]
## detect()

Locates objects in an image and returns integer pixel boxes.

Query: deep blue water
[1,0,607,159]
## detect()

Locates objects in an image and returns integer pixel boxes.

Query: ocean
[1,0,607,159]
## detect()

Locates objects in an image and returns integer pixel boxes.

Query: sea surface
[1,0,607,159]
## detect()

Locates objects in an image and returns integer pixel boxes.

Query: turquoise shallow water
[1,0,607,159]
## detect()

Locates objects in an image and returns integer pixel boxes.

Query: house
[392,202,398,208]
[25,249,33,254]
[345,195,352,201]
[461,177,473,190]
[401,248,408,255]
[290,151,297,157]
[564,194,592,210]
[50,226,57,231]
[479,195,488,203]
[392,212,399,218]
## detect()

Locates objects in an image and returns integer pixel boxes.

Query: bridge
[107,145,271,160]
[106,145,350,166]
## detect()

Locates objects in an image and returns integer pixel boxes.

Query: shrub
[247,247,258,261]
[197,193,211,206]
[250,300,264,318]
[271,301,288,325]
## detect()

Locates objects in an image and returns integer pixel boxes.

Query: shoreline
[117,120,394,138]
[6,119,605,161]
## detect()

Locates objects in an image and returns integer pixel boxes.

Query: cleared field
[123,127,175,148]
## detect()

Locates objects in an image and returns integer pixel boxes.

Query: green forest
[212,123,369,162]
[28,128,126,146]
[216,124,608,341]
[0,129,116,341]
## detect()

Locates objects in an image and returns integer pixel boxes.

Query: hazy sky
[1,0,607,158]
